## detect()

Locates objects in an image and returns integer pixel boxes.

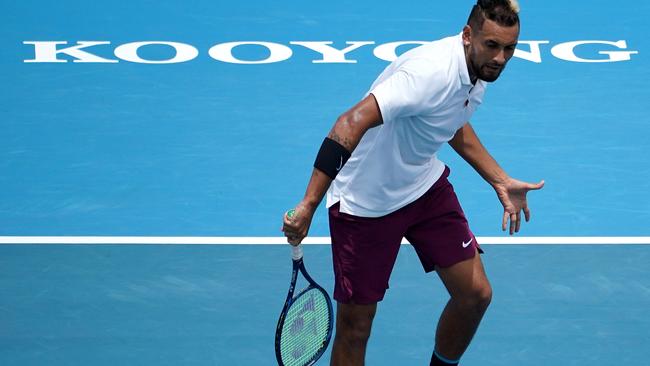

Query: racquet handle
[291,244,304,261]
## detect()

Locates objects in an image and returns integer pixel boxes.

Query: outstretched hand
[493,178,545,235]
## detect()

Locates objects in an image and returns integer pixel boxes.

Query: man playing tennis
[283,1,543,364]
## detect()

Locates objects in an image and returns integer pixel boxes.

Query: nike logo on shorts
[462,238,473,248]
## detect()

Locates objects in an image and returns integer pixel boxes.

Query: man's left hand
[493,178,545,235]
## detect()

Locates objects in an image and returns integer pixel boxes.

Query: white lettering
[513,41,550,63]
[208,41,293,64]
[114,41,199,64]
[289,41,374,63]
[23,41,118,63]
[22,39,639,64]
[551,40,639,63]
[373,41,430,62]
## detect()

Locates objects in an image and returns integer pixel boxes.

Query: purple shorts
[328,166,482,304]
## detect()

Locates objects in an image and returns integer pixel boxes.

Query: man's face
[463,18,520,82]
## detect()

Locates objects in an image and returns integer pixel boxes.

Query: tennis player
[283,1,543,364]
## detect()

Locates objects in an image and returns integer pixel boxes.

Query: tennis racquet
[275,242,334,366]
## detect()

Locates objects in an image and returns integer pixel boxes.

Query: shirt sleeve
[370,59,445,123]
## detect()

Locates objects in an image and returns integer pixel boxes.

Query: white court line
[0,236,650,245]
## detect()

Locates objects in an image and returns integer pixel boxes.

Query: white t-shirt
[326,33,487,217]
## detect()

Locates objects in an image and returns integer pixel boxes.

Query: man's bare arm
[449,122,544,235]
[283,94,383,245]
[448,122,507,188]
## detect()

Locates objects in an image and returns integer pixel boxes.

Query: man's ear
[462,25,472,46]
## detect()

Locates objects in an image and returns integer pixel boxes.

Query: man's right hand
[282,201,316,246]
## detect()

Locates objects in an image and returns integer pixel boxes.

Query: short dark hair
[467,0,520,31]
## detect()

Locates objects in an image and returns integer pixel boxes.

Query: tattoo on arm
[327,132,354,151]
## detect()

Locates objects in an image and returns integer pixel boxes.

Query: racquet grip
[291,245,303,260]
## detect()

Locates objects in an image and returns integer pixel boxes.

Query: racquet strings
[279,288,331,366]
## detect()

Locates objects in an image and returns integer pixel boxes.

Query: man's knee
[454,282,492,315]
[335,303,377,344]
[475,282,492,312]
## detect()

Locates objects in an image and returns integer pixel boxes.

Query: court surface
[1,1,649,365]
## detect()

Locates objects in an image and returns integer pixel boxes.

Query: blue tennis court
[1,1,649,365]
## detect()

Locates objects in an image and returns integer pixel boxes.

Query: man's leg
[330,302,377,366]
[328,200,406,365]
[433,249,492,363]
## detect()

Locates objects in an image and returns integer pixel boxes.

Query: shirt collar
[456,32,473,86]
